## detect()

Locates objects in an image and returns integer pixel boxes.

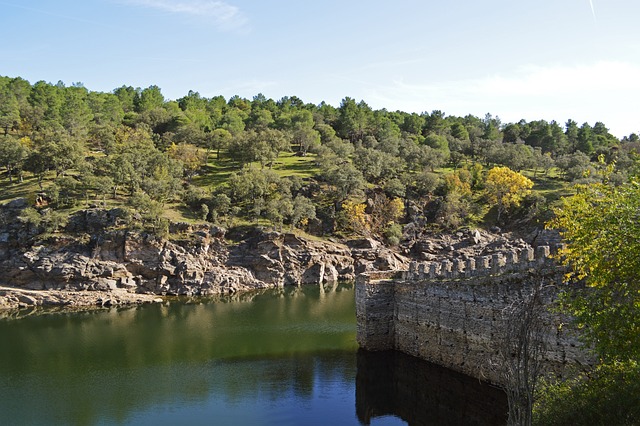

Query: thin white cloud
[364,61,640,137]
[589,0,597,24]
[123,0,247,31]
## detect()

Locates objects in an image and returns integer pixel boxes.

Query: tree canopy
[548,175,640,361]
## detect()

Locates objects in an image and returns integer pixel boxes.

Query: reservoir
[0,283,506,425]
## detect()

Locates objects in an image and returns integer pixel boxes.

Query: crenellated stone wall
[356,245,594,387]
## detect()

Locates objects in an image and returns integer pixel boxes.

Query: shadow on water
[0,283,507,425]
[356,350,508,426]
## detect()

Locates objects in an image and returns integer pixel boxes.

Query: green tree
[0,81,20,135]
[576,123,595,155]
[207,128,232,159]
[134,85,165,113]
[28,80,64,131]
[167,142,206,180]
[292,123,320,155]
[0,136,29,183]
[337,97,371,142]
[60,84,93,136]
[548,178,640,361]
[323,162,366,203]
[290,195,316,229]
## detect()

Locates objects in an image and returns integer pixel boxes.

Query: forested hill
[1,76,639,240]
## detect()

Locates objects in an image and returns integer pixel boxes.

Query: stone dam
[355,245,593,387]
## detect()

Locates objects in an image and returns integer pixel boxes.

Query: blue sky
[1,0,638,137]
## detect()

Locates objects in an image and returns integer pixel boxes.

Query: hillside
[1,76,638,243]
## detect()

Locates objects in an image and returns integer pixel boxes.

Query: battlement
[403,244,564,282]
[356,242,591,388]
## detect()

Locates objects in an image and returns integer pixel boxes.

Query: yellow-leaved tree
[485,166,533,222]
[341,200,369,235]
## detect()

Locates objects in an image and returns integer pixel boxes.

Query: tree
[340,200,369,235]
[498,280,549,426]
[167,142,206,180]
[134,85,165,113]
[265,195,293,230]
[0,82,20,135]
[0,136,29,183]
[207,128,232,159]
[60,84,93,136]
[450,122,470,142]
[322,162,366,203]
[369,194,404,236]
[337,97,371,142]
[485,166,533,222]
[290,195,316,229]
[576,123,595,155]
[548,177,640,361]
[555,151,595,182]
[292,123,320,155]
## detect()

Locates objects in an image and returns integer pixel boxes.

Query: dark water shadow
[356,350,508,426]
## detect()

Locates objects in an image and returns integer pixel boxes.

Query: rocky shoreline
[0,286,163,312]
[0,201,558,313]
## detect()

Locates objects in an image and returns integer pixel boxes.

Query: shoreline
[0,285,164,313]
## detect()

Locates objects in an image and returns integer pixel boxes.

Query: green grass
[268,152,320,179]
[0,172,54,204]
[192,154,239,188]
[192,151,320,190]
[524,169,575,202]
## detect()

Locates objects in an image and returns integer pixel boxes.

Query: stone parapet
[403,245,561,282]
[356,244,591,387]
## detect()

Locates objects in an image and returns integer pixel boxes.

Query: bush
[383,222,402,246]
[534,361,640,426]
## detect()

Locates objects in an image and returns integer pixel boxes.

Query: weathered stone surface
[0,286,162,312]
[2,208,409,307]
[356,251,595,388]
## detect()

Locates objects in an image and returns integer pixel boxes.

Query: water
[0,283,507,425]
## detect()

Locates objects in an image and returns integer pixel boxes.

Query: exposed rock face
[1,206,400,305]
[0,203,551,311]
[402,228,542,263]
[228,232,356,286]
[347,238,410,274]
[0,286,163,312]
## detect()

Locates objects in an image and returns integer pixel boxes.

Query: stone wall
[356,246,593,387]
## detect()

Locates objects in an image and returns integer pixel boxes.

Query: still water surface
[0,283,506,425]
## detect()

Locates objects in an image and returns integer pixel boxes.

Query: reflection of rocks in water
[178,281,355,305]
[356,350,507,426]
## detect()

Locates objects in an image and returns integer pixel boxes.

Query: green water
[0,283,506,425]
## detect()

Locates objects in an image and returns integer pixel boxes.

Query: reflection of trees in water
[0,283,357,425]
[356,350,508,426]
[0,282,357,372]
[0,351,357,425]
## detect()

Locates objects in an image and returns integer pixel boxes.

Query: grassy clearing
[524,169,574,203]
[269,152,320,179]
[192,155,239,189]
[192,151,320,190]
[0,173,52,203]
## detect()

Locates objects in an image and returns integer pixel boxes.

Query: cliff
[0,202,409,310]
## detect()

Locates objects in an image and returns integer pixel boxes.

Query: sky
[1,0,639,137]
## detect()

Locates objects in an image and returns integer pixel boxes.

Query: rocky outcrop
[1,202,544,311]
[0,205,411,307]
[0,285,163,312]
[229,232,355,286]
[401,227,541,263]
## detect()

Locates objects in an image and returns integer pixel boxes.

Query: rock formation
[0,203,413,309]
